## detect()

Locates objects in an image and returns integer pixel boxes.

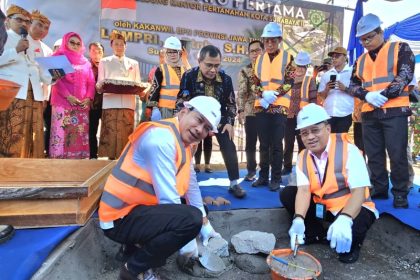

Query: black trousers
[256,112,286,182]
[280,186,376,248]
[329,114,352,133]
[194,135,213,165]
[362,115,409,197]
[353,122,365,155]
[215,126,240,181]
[283,117,305,171]
[245,116,258,173]
[89,108,102,159]
[103,204,202,274]
[43,101,51,157]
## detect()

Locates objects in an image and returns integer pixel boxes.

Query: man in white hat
[98,95,222,280]
[280,103,377,264]
[252,22,294,191]
[283,51,317,175]
[348,13,415,208]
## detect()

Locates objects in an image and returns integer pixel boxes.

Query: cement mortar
[32,210,420,280]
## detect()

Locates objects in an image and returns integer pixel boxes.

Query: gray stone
[231,231,276,254]
[235,254,271,274]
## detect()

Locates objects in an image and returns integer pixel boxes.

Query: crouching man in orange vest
[280,104,378,264]
[99,96,222,280]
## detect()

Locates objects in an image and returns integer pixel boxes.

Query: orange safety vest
[158,64,186,109]
[99,118,191,222]
[356,41,409,112]
[298,133,375,213]
[254,50,292,108]
[299,76,313,109]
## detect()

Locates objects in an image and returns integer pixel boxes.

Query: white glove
[365,91,388,108]
[259,98,270,109]
[262,90,278,104]
[179,238,198,258]
[288,217,305,250]
[151,107,162,121]
[200,221,221,246]
[327,214,353,253]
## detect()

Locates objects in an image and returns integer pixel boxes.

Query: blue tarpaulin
[347,0,366,65]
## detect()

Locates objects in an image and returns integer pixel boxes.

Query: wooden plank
[0,184,105,228]
[0,160,115,200]
[0,158,112,182]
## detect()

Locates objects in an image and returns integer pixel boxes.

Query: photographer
[318,47,353,133]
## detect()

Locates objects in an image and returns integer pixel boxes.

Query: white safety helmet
[261,22,282,38]
[185,96,221,133]
[163,36,182,51]
[296,103,330,130]
[356,13,382,37]
[295,51,311,66]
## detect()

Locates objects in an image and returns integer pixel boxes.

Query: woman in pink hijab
[49,32,95,159]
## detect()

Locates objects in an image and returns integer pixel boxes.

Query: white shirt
[296,138,378,217]
[97,55,141,110]
[318,64,354,117]
[0,30,51,101]
[28,35,53,101]
[132,126,206,217]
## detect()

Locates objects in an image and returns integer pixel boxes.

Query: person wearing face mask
[282,51,317,176]
[147,36,190,120]
[99,96,222,280]
[0,5,53,158]
[348,13,415,208]
[96,31,141,160]
[49,32,95,159]
[280,103,377,264]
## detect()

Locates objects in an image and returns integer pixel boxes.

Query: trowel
[198,250,226,272]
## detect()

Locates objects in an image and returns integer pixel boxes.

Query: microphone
[19,27,28,54]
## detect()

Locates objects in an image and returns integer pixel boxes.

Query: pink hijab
[53,32,88,65]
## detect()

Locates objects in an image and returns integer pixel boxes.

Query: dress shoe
[0,225,14,244]
[338,245,361,264]
[176,254,201,277]
[269,180,281,191]
[281,168,292,176]
[252,177,269,187]
[393,195,408,208]
[244,171,256,181]
[228,184,247,198]
[119,264,161,280]
[194,165,200,173]
[204,165,213,173]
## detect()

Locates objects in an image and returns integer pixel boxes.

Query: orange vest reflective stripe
[299,76,312,109]
[158,64,185,109]
[254,50,292,108]
[298,133,376,213]
[356,41,409,112]
[99,118,191,222]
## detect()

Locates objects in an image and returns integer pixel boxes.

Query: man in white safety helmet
[348,13,415,208]
[283,51,317,175]
[252,21,294,191]
[147,36,190,120]
[280,103,377,264]
[99,95,223,280]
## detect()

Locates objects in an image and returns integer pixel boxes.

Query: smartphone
[330,75,337,82]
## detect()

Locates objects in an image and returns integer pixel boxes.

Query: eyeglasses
[249,48,262,54]
[11,16,32,24]
[69,40,82,47]
[166,50,179,55]
[299,123,326,138]
[202,63,220,70]
[359,32,378,44]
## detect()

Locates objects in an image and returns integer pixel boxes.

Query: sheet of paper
[35,55,75,75]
